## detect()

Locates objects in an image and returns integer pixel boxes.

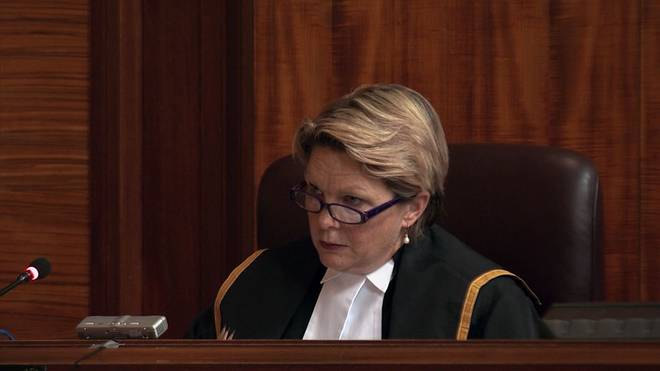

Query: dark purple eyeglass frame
[290,181,401,225]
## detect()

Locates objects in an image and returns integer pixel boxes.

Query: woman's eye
[309,186,324,197]
[306,184,319,193]
[342,195,362,206]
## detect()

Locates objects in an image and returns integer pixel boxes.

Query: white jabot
[303,259,394,340]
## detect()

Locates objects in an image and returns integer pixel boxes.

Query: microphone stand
[0,272,31,297]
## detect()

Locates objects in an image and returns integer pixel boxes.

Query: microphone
[0,258,51,297]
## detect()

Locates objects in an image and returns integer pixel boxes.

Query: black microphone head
[25,258,51,281]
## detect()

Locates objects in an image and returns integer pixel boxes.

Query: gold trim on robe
[456,269,540,340]
[214,249,266,339]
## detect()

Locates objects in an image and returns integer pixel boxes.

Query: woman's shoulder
[415,224,503,281]
[231,234,320,286]
[419,225,540,309]
[255,235,317,267]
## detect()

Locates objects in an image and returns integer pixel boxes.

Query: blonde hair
[292,84,449,240]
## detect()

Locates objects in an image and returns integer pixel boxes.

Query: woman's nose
[317,206,340,229]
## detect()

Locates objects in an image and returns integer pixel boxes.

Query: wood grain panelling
[641,0,660,301]
[549,0,641,301]
[2,0,657,341]
[198,0,227,313]
[198,0,256,313]
[142,0,203,338]
[332,1,551,143]
[90,0,144,317]
[253,0,333,188]
[90,0,254,338]
[252,0,655,302]
[0,0,89,339]
[221,0,255,301]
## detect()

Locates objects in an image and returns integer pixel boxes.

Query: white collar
[320,259,394,293]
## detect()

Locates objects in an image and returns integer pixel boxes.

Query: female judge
[186,84,541,340]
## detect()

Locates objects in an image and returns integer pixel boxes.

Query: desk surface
[2,340,660,370]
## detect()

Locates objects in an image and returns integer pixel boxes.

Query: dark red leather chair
[257,143,604,313]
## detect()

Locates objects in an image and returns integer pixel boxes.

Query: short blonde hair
[292,84,449,240]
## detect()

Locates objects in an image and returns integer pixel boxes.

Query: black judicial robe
[185,225,541,339]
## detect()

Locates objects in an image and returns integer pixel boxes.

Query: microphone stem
[0,273,31,297]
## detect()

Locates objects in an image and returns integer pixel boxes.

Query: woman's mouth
[319,241,345,251]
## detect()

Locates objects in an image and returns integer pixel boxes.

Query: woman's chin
[319,253,349,272]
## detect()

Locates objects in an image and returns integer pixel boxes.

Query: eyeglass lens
[292,191,362,224]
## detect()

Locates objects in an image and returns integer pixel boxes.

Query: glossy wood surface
[2,340,660,370]
[140,0,205,339]
[88,0,256,338]
[90,0,144,319]
[0,0,90,339]
[1,0,659,342]
[252,0,658,302]
[641,0,660,302]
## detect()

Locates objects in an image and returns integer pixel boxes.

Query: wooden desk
[1,340,660,370]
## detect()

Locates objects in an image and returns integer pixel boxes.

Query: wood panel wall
[90,0,254,338]
[0,0,658,341]
[252,0,660,303]
[641,0,660,301]
[0,0,89,339]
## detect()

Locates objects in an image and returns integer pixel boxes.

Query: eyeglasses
[290,181,401,225]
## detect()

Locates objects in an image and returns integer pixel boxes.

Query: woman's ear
[402,191,430,227]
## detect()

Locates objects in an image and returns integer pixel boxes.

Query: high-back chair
[256,143,604,313]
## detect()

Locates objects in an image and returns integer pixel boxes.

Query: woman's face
[304,146,426,274]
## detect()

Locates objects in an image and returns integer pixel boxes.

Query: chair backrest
[256,143,604,312]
